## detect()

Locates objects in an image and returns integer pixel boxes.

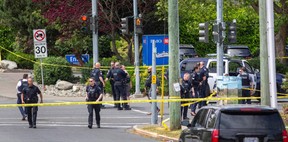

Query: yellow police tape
[181,91,217,107]
[1,95,287,108]
[0,45,166,71]
[242,88,288,97]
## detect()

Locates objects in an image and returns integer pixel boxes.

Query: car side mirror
[181,120,191,127]
[255,69,259,73]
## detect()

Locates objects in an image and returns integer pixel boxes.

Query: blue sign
[65,54,90,65]
[142,35,169,66]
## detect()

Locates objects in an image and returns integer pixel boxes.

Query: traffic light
[80,15,89,32]
[135,17,143,34]
[228,21,237,43]
[120,17,129,35]
[199,22,209,43]
[120,17,133,35]
[212,22,224,44]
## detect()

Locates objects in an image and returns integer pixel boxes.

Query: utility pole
[259,0,270,106]
[168,0,181,130]
[92,0,98,64]
[151,40,157,124]
[216,0,224,76]
[133,0,141,97]
[266,0,277,108]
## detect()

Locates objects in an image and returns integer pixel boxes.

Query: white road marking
[0,123,133,128]
[0,116,152,120]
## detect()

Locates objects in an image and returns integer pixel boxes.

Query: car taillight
[240,108,261,112]
[211,129,219,142]
[283,130,288,142]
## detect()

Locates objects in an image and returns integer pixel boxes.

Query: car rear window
[220,112,283,130]
[227,48,251,55]
[180,48,196,55]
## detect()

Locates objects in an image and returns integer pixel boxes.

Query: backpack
[18,79,28,92]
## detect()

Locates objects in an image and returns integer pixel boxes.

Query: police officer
[111,62,131,110]
[199,61,209,108]
[180,73,193,120]
[145,67,160,115]
[121,65,132,105]
[16,74,28,120]
[90,62,105,92]
[21,77,43,128]
[105,61,117,107]
[237,67,253,104]
[190,66,201,116]
[86,77,103,129]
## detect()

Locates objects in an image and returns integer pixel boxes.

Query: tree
[0,0,47,53]
[156,0,260,56]
[248,0,288,63]
[98,0,160,64]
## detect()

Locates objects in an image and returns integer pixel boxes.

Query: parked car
[180,57,258,93]
[254,73,287,97]
[179,44,197,61]
[224,45,252,58]
[179,105,288,142]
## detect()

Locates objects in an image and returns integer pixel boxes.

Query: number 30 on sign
[34,42,47,58]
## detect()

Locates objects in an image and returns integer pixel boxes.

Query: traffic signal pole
[133,0,141,97]
[266,0,277,108]
[92,0,98,64]
[216,0,224,76]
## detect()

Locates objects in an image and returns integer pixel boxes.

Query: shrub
[34,57,73,85]
[80,60,93,84]
[6,52,35,69]
[248,57,288,74]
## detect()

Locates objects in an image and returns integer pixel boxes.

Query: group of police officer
[180,61,209,119]
[90,61,132,111]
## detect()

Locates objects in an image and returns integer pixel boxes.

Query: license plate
[244,137,259,142]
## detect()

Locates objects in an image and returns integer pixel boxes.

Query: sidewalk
[0,72,151,102]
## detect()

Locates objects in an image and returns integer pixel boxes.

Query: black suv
[224,45,252,58]
[179,44,197,61]
[179,105,288,142]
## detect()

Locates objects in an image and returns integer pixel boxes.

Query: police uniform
[86,84,102,128]
[199,66,209,108]
[22,85,41,128]
[238,72,252,104]
[106,67,116,105]
[145,72,160,112]
[16,79,28,119]
[90,68,104,92]
[111,68,130,110]
[190,71,201,113]
[180,79,192,119]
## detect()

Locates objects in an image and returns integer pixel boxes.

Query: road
[0,72,287,142]
[0,96,166,142]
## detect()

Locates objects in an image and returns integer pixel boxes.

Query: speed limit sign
[33,29,47,58]
[34,42,47,58]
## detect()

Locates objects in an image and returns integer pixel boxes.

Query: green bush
[6,52,35,69]
[248,57,288,74]
[80,60,93,84]
[34,57,73,85]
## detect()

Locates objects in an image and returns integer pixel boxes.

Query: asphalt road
[0,97,166,142]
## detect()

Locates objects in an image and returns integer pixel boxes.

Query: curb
[133,125,178,142]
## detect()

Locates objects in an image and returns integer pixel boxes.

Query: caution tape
[181,91,217,107]
[161,118,170,130]
[0,45,167,71]
[242,88,288,96]
[1,95,287,108]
